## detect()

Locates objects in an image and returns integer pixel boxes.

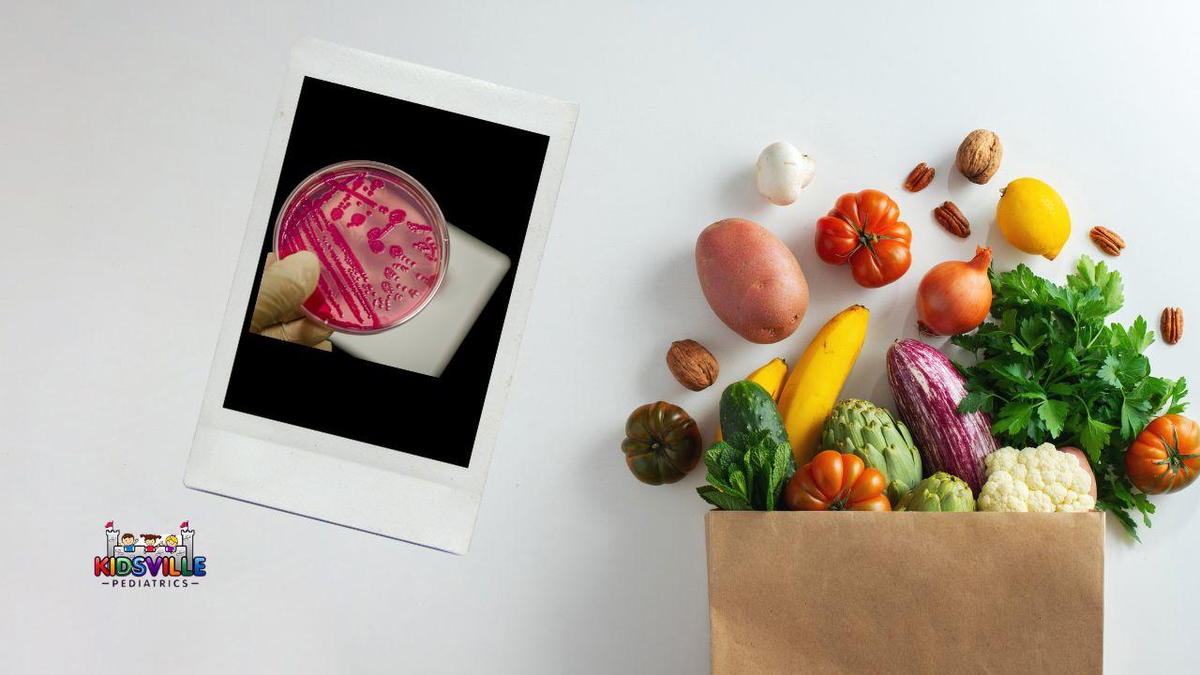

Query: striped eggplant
[886,339,996,494]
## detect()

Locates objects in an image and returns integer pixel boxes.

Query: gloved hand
[250,251,333,351]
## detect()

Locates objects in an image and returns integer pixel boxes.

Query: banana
[715,357,788,442]
[778,305,870,465]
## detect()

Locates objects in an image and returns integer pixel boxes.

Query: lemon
[995,177,1070,260]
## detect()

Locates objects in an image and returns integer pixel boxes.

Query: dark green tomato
[622,401,702,485]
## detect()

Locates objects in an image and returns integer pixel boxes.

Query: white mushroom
[755,141,815,206]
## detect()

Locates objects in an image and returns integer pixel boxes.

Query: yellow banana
[778,305,869,465]
[715,357,788,442]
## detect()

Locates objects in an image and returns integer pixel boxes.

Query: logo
[95,520,207,588]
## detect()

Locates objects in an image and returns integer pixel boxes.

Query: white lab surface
[334,224,511,377]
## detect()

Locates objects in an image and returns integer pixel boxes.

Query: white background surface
[2,2,1198,672]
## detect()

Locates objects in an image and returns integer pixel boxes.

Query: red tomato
[1126,414,1200,494]
[784,450,891,511]
[816,189,913,288]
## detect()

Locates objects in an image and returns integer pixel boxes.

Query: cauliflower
[977,443,1096,513]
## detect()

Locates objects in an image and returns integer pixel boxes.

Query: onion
[916,246,992,336]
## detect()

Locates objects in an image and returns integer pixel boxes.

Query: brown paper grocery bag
[706,511,1103,674]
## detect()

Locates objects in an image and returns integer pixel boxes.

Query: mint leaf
[727,467,748,502]
[765,440,793,511]
[697,485,751,511]
[698,427,794,511]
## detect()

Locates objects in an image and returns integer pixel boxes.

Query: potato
[695,218,809,343]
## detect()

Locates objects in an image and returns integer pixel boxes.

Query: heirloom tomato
[816,189,912,288]
[1126,414,1200,495]
[784,450,891,511]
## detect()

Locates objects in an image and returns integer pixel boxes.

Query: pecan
[933,201,970,237]
[1161,307,1184,345]
[904,162,935,192]
[1089,226,1125,256]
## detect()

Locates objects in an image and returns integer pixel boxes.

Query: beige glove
[251,251,333,351]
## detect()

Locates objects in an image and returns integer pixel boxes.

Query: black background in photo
[224,77,549,467]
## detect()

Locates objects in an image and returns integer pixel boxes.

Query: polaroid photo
[185,39,578,554]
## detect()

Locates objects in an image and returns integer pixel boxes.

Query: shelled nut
[1161,307,1184,345]
[933,201,970,238]
[1089,226,1125,256]
[904,163,935,192]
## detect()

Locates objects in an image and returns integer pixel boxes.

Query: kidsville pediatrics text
[94,521,206,588]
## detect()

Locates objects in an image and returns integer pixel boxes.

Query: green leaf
[995,401,1040,437]
[1009,336,1035,356]
[1120,398,1153,441]
[697,485,751,511]
[1068,255,1124,314]
[1079,417,1116,459]
[1114,315,1154,353]
[1048,382,1075,398]
[1107,472,1134,504]
[704,441,740,475]
[727,468,748,501]
[1098,499,1141,542]
[1097,355,1122,388]
[981,360,1030,385]
[1018,317,1048,350]
[958,391,992,414]
[1118,353,1151,385]
[1038,399,1070,438]
[765,441,794,511]
[698,429,793,511]
[1132,492,1156,526]
[1164,377,1190,414]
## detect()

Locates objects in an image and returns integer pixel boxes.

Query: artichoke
[821,399,922,505]
[897,472,976,512]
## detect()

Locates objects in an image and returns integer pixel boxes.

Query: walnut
[666,340,719,391]
[956,129,1003,185]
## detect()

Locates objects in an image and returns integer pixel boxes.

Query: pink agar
[274,161,449,334]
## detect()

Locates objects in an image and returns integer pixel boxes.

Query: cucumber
[719,381,789,448]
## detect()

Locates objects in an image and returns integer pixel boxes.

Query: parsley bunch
[953,256,1187,540]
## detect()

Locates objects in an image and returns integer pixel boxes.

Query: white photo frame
[184,39,577,554]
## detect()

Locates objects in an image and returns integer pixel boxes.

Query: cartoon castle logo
[95,520,206,587]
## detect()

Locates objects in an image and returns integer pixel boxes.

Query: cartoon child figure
[163,535,179,553]
[119,532,136,553]
[141,534,161,552]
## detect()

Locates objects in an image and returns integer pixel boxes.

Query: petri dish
[273,161,450,335]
